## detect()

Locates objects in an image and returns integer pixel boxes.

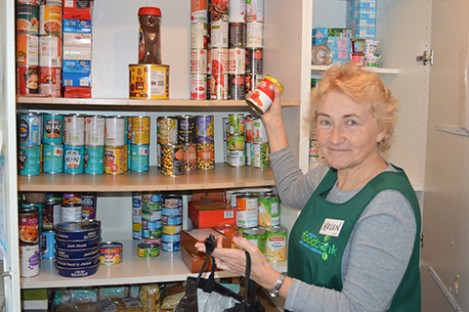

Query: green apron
[287,167,421,311]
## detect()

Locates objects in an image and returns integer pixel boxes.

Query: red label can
[245,75,284,116]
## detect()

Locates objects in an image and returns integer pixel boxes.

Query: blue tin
[18,113,41,146]
[162,215,183,226]
[161,240,181,252]
[55,262,99,278]
[42,113,64,144]
[130,144,149,172]
[161,233,180,243]
[132,192,142,208]
[64,144,84,174]
[161,206,183,217]
[55,220,101,241]
[84,145,104,175]
[55,255,100,268]
[55,245,100,259]
[142,220,162,230]
[41,230,56,259]
[18,145,41,176]
[43,143,64,174]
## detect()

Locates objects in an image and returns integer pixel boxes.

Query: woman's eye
[318,119,330,126]
[346,119,358,126]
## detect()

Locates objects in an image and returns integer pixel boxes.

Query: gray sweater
[270,148,417,312]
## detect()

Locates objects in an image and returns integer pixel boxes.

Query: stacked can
[228,0,246,99]
[252,117,270,169]
[18,201,41,277]
[129,116,150,172]
[209,0,229,100]
[177,115,197,172]
[245,0,265,95]
[63,114,85,174]
[42,113,64,174]
[244,114,253,166]
[16,0,40,96]
[39,0,63,97]
[18,112,42,176]
[226,113,246,167]
[195,114,215,169]
[84,115,105,174]
[190,0,209,100]
[157,116,181,176]
[131,192,142,240]
[141,192,163,243]
[104,116,127,174]
[161,194,183,252]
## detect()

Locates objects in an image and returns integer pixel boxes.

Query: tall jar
[138,7,162,64]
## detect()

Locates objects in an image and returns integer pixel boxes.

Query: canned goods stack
[245,0,265,95]
[251,117,270,168]
[16,0,40,96]
[228,0,246,100]
[190,1,209,100]
[161,194,183,252]
[42,113,64,174]
[84,115,105,174]
[18,112,42,176]
[64,114,85,174]
[104,116,128,174]
[18,201,41,277]
[225,113,246,167]
[128,116,150,172]
[141,192,163,242]
[178,115,197,171]
[131,192,143,240]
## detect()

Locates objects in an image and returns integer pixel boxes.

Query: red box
[189,200,236,228]
[63,86,92,98]
[63,0,93,20]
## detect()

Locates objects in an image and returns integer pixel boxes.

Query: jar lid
[138,7,161,17]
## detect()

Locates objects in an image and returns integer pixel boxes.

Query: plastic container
[138,7,162,64]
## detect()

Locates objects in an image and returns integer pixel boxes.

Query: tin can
[162,194,183,208]
[157,116,178,145]
[258,194,280,227]
[19,203,39,245]
[229,0,245,22]
[236,195,258,228]
[190,48,208,74]
[183,143,197,171]
[41,230,55,259]
[246,0,264,22]
[60,203,82,222]
[130,116,150,145]
[162,215,183,226]
[161,240,181,252]
[228,22,246,48]
[104,145,126,175]
[42,113,63,144]
[20,244,40,277]
[16,34,39,67]
[228,48,245,74]
[245,115,253,143]
[227,134,245,151]
[81,192,97,220]
[39,35,62,67]
[17,65,40,95]
[138,242,160,258]
[190,73,208,100]
[18,113,41,146]
[177,115,196,144]
[265,225,287,262]
[253,142,270,169]
[195,115,214,143]
[252,117,268,143]
[64,114,85,146]
[229,149,245,167]
[196,142,215,170]
[243,227,266,254]
[210,21,229,48]
[132,191,142,207]
[245,141,253,166]
[162,225,182,235]
[142,220,162,230]
[160,144,185,176]
[246,21,264,48]
[130,144,149,172]
[161,206,183,217]
[143,191,163,204]
[18,145,41,176]
[191,0,208,23]
[62,192,81,205]
[64,144,85,174]
[16,3,40,35]
[85,115,105,146]
[142,210,162,222]
[229,74,246,100]
[43,143,64,174]
[228,113,245,136]
[246,75,284,116]
[129,64,170,100]
[100,241,123,265]
[245,48,263,74]
[190,22,208,49]
[39,4,62,37]
[142,228,162,240]
[210,74,229,100]
[42,197,61,230]
[84,145,104,175]
[105,116,126,147]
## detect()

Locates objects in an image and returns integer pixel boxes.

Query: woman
[196,63,421,311]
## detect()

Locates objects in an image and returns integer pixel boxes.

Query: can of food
[228,22,246,48]
[41,230,55,259]
[243,227,266,254]
[143,191,162,204]
[100,241,123,265]
[227,134,245,151]
[60,202,82,222]
[258,193,280,227]
[228,48,245,74]
[18,145,41,176]
[20,244,40,277]
[190,22,208,49]
[229,149,245,167]
[105,116,126,147]
[157,116,178,145]
[84,145,104,175]
[64,144,85,174]
[210,21,229,48]
[17,65,40,95]
[16,33,39,67]
[161,240,181,252]
[229,0,245,22]
[43,143,64,174]
[253,142,270,169]
[104,145,126,175]
[245,74,264,96]
[191,0,208,23]
[130,116,150,145]
[195,115,214,143]
[245,141,253,166]
[39,35,62,67]
[81,192,97,220]
[142,219,162,230]
[161,194,183,208]
[190,73,208,100]
[129,64,170,100]
[246,75,284,116]
[246,0,264,22]
[64,114,85,146]
[162,215,183,226]
[39,4,62,37]
[142,228,162,240]
[245,47,263,74]
[190,48,208,74]
[229,74,246,100]
[85,115,105,146]
[62,192,81,205]
[42,197,61,230]
[246,21,263,48]
[130,144,149,172]
[265,225,287,262]
[161,206,183,218]
[177,115,196,144]
[236,194,258,228]
[196,142,215,170]
[16,3,39,35]
[19,203,39,245]
[160,144,184,176]
[245,115,253,143]
[252,117,268,143]
[42,113,63,144]
[162,224,182,235]
[18,112,41,146]
[138,242,160,258]
[141,209,161,222]
[228,113,245,136]
[183,143,197,171]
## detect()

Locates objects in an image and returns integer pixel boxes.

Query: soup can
[16,34,39,67]
[246,75,284,116]
[18,112,41,146]
[105,116,126,147]
[85,115,105,146]
[64,114,85,146]
[160,144,184,176]
[20,244,40,277]
[43,143,64,174]
[39,4,62,37]
[16,3,40,36]
[42,113,63,144]
[84,145,104,175]
[64,144,84,174]
[18,145,41,176]
[19,203,39,245]
[130,144,149,172]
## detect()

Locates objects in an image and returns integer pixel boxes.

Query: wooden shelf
[18,164,275,192]
[311,65,400,74]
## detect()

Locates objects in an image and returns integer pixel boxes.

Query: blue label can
[64,144,84,174]
[42,113,64,145]
[84,145,104,175]
[18,112,41,146]
[18,145,41,176]
[41,230,55,259]
[130,144,149,172]
[43,143,64,174]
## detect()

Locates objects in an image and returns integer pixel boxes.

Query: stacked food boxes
[347,0,377,40]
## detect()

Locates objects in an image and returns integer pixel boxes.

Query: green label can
[258,194,280,227]
[243,227,266,254]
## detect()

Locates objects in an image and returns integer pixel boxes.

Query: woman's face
[316,91,384,172]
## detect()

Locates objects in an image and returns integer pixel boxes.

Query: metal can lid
[100,241,123,250]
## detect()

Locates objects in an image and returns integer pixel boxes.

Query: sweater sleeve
[284,190,417,312]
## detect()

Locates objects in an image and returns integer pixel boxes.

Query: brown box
[180,228,230,257]
[181,246,217,273]
[192,189,226,202]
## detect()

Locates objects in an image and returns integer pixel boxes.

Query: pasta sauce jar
[245,75,284,116]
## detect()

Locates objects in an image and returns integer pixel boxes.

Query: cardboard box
[181,246,217,273]
[189,200,236,228]
[63,0,93,20]
[180,228,230,257]
[192,189,226,202]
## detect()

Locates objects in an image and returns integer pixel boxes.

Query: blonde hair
[311,62,398,153]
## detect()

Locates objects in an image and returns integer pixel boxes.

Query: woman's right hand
[260,85,283,127]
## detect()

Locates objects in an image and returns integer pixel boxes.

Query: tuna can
[42,143,64,174]
[246,0,264,22]
[258,194,280,227]
[265,225,287,262]
[18,112,41,146]
[132,191,142,208]
[41,230,55,259]
[17,65,40,95]
[142,220,162,230]
[190,48,208,74]
[161,240,181,252]
[20,244,40,277]
[228,48,246,74]
[100,242,123,265]
[138,242,160,258]
[243,227,266,254]
[196,142,215,170]
[177,115,196,144]
[19,203,39,245]
[157,116,178,145]
[229,74,246,100]
[16,3,40,36]
[129,64,170,100]
[105,116,126,147]
[81,192,97,220]
[252,117,268,143]
[253,142,270,169]
[246,75,284,116]
[236,194,259,228]
[64,144,85,174]
[190,22,208,49]
[228,113,245,136]
[64,114,85,146]
[142,191,163,204]
[210,21,229,48]
[42,197,61,230]
[130,144,149,172]
[141,210,162,222]
[85,115,105,146]
[18,145,41,176]
[142,228,162,240]
[104,145,126,175]
[246,21,264,48]
[161,206,183,218]
[190,73,208,100]
[42,113,63,144]
[130,116,150,145]
[60,203,82,222]
[16,34,39,67]
[183,143,197,171]
[195,115,214,143]
[39,4,62,37]
[161,194,183,208]
[39,35,62,67]
[162,215,183,226]
[245,48,263,74]
[162,225,182,235]
[84,145,104,175]
[160,144,184,176]
[228,22,246,47]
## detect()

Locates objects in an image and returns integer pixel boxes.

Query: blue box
[63,19,92,33]
[62,72,91,87]
[62,60,91,74]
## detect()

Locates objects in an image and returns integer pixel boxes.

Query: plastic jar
[138,7,162,64]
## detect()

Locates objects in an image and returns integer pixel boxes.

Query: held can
[245,75,284,116]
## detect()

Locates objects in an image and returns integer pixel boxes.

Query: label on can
[16,4,40,36]
[41,230,55,259]
[131,116,150,145]
[190,73,208,100]
[64,144,84,174]
[190,22,208,49]
[246,0,264,22]
[105,116,126,147]
[18,113,41,146]
[229,74,246,100]
[160,144,184,176]
[228,114,245,136]
[84,145,104,175]
[265,226,287,262]
[236,195,258,228]
[20,244,40,277]
[228,22,246,48]
[177,115,196,144]
[195,115,214,143]
[19,204,39,244]
[81,192,97,219]
[157,116,178,145]
[183,143,197,171]
[39,36,61,67]
[210,21,229,48]
[138,243,160,258]
[258,194,280,227]
[100,242,123,265]
[245,48,263,74]
[246,21,264,48]
[196,142,215,170]
[43,143,64,174]
[130,144,149,172]
[246,75,284,116]
[104,145,126,175]
[129,64,170,100]
[42,113,63,144]
[243,227,266,254]
[17,65,40,95]
[253,143,270,169]
[60,203,82,222]
[85,115,105,146]
[16,34,39,66]
[190,48,208,74]
[18,145,41,176]
[39,4,62,37]
[64,114,85,146]
[228,48,246,74]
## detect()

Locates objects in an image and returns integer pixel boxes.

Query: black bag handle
[196,234,217,292]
